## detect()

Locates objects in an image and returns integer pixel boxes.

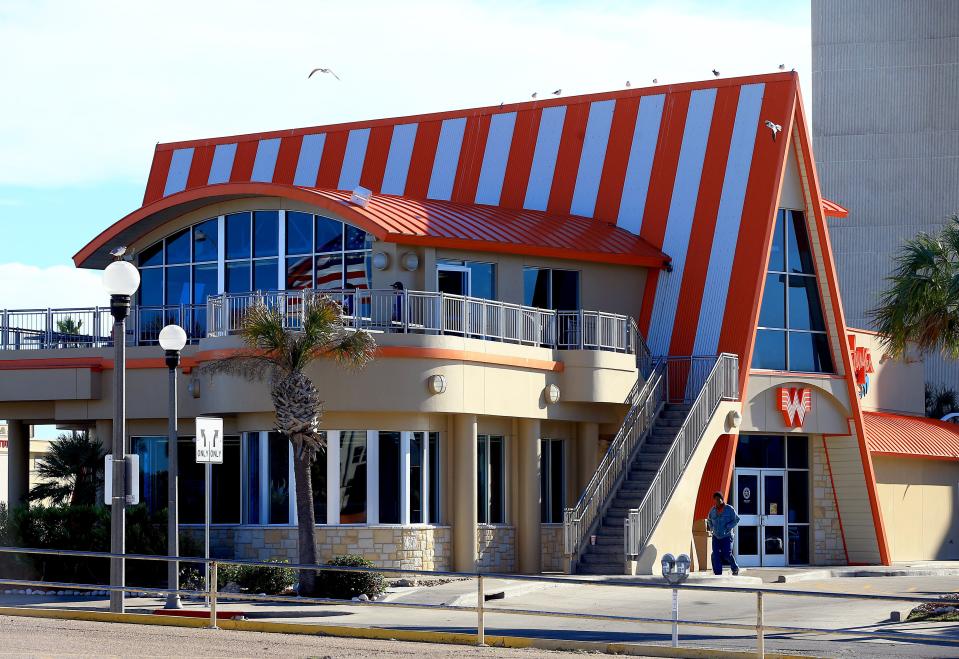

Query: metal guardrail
[207,289,647,356]
[0,544,955,655]
[0,305,206,350]
[562,360,666,565]
[0,290,648,358]
[625,353,740,559]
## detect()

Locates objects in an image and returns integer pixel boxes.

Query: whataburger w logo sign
[779,387,812,427]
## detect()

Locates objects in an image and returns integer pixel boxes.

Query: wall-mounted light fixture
[726,410,742,429]
[401,252,419,272]
[427,374,447,395]
[544,383,561,405]
[372,252,390,271]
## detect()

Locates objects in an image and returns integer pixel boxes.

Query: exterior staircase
[577,403,691,574]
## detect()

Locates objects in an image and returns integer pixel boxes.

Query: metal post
[476,575,486,647]
[208,561,218,630]
[672,588,680,647]
[756,591,765,658]
[165,352,182,609]
[205,461,211,601]
[109,295,130,614]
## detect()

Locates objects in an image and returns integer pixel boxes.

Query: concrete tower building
[812,0,959,389]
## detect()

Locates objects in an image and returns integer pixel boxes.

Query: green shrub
[316,554,386,600]
[6,504,202,588]
[216,560,296,595]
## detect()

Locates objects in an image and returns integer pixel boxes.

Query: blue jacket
[708,504,741,539]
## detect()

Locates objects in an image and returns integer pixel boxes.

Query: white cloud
[0,0,811,187]
[0,263,107,309]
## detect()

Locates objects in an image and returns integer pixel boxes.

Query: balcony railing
[0,290,648,357]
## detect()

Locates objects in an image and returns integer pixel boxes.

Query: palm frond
[322,327,377,369]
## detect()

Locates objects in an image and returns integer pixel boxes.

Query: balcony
[0,290,648,358]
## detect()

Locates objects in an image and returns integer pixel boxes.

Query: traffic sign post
[195,417,223,599]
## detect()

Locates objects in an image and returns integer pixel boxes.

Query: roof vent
[350,186,372,208]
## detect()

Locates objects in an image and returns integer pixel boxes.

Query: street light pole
[102,259,140,614]
[159,324,187,609]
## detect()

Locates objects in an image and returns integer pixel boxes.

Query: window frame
[540,438,566,523]
[477,434,507,525]
[753,209,834,374]
[522,266,581,310]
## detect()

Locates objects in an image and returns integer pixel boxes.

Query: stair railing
[563,359,667,569]
[624,353,739,559]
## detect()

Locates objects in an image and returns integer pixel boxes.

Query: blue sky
[0,0,810,435]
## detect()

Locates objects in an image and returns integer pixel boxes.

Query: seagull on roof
[712,69,720,77]
[764,120,783,141]
[308,68,340,80]
[778,64,786,70]
[552,89,561,95]
[531,92,538,99]
[109,246,128,260]
[652,78,658,84]
[625,80,631,88]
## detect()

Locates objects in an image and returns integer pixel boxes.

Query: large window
[436,259,496,299]
[752,210,834,373]
[137,209,373,310]
[132,435,241,524]
[523,267,579,310]
[478,435,506,524]
[540,439,565,523]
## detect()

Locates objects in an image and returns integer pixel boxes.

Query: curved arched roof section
[74,182,670,269]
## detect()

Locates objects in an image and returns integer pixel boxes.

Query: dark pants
[711,535,739,575]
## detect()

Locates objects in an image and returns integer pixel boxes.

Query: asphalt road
[0,615,596,658]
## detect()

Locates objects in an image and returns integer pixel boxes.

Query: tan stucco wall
[824,433,882,564]
[742,374,852,436]
[848,329,925,416]
[874,455,959,561]
[632,400,741,574]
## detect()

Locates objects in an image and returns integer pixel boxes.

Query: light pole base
[164,594,183,609]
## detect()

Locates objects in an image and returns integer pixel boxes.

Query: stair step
[577,563,624,575]
[580,551,625,564]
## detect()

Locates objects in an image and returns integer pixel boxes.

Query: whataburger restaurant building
[1,71,957,575]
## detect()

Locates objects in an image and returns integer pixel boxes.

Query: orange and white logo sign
[778,387,812,427]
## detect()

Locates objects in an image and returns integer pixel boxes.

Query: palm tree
[28,431,105,506]
[202,294,375,595]
[926,383,959,420]
[870,215,959,359]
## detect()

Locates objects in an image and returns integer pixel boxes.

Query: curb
[447,579,568,607]
[0,605,808,659]
[776,567,959,583]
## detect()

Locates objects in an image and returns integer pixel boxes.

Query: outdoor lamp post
[101,260,140,614]
[159,324,187,609]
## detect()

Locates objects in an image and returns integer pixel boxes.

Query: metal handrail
[562,359,667,564]
[0,544,954,653]
[625,353,739,559]
[207,289,648,356]
[0,291,649,357]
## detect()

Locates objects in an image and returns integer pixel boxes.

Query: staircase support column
[517,418,542,574]
[452,414,478,572]
[576,422,599,494]
[7,420,30,509]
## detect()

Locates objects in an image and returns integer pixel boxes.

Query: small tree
[870,216,959,359]
[55,317,83,348]
[201,294,375,595]
[28,431,105,506]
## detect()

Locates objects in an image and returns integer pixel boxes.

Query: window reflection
[340,431,367,524]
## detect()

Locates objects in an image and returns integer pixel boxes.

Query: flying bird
[712,69,720,77]
[764,119,783,141]
[109,246,128,259]
[308,68,340,80]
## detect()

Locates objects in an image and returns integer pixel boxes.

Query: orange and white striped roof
[864,411,959,460]
[78,71,817,362]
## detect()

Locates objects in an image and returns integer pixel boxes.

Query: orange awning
[864,411,959,460]
[822,198,849,218]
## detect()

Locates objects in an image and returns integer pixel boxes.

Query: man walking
[707,491,740,576]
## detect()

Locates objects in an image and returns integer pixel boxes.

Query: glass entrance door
[437,263,470,296]
[733,468,787,567]
[436,263,471,334]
